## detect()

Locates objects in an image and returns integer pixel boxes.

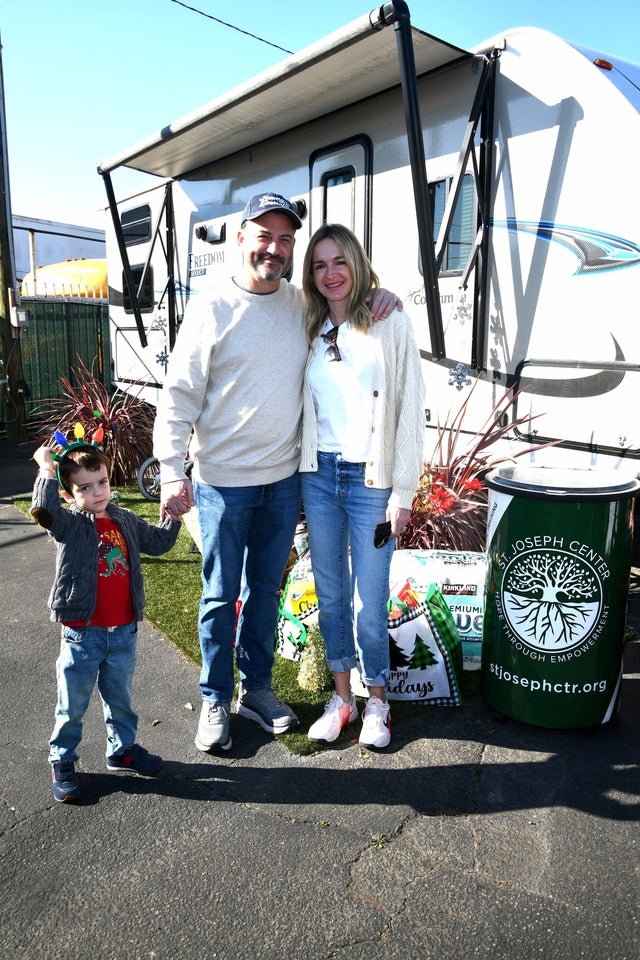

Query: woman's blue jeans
[48,622,138,763]
[194,473,301,703]
[301,453,394,688]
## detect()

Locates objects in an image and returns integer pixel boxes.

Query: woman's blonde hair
[302,224,380,341]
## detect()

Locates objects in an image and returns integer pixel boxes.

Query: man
[154,192,401,752]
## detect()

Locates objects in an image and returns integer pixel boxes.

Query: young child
[31,434,181,803]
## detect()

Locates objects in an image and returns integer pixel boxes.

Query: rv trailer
[98,1,640,472]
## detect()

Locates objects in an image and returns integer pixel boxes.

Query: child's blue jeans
[48,622,138,763]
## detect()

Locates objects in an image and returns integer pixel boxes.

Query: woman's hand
[388,505,411,540]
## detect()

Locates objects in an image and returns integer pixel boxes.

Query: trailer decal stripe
[493,219,640,274]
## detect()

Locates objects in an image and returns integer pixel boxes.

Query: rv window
[121,205,152,246]
[122,265,154,314]
[430,174,475,274]
[321,167,355,228]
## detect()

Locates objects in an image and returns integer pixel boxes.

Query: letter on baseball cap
[241,193,303,230]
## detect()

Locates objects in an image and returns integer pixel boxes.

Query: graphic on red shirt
[98,529,129,577]
[93,518,134,625]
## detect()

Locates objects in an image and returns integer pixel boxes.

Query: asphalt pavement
[1,438,639,960]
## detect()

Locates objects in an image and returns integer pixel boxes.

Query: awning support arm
[100,170,147,349]
[472,50,498,370]
[434,55,492,271]
[374,1,445,360]
[165,184,178,350]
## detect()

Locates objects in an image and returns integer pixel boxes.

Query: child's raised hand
[33,443,55,472]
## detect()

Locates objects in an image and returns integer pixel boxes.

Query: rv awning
[98,8,471,180]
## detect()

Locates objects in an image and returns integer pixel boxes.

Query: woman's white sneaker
[359,696,391,749]
[308,693,359,742]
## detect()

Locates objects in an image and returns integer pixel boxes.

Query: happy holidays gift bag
[351,582,463,705]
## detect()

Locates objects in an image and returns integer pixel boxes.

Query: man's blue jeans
[301,453,394,688]
[48,622,138,763]
[194,473,301,703]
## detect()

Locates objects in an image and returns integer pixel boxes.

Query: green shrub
[30,360,155,486]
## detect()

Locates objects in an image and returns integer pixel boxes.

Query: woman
[300,224,424,748]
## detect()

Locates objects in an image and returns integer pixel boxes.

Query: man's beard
[248,250,292,282]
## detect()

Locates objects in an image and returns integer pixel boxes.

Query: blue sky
[1,0,638,229]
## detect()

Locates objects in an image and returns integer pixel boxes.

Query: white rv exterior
[98,3,640,474]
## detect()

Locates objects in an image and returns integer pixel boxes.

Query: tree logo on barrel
[501,548,603,652]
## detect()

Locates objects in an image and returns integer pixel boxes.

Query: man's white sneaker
[195,700,232,751]
[308,693,359,742]
[359,696,391,749]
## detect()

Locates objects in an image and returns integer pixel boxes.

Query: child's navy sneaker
[51,760,80,803]
[106,743,162,776]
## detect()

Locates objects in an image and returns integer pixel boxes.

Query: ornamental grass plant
[399,380,549,553]
[29,360,155,487]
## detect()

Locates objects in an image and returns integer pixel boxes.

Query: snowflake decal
[448,362,473,391]
[453,293,472,327]
[501,548,603,652]
[156,351,169,368]
[150,315,167,333]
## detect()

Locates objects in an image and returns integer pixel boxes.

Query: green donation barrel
[482,465,640,728]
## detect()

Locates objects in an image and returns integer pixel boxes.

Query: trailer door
[310,136,373,255]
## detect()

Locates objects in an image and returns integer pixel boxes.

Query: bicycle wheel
[137,457,161,501]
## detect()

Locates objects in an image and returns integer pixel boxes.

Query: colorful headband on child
[50,421,106,487]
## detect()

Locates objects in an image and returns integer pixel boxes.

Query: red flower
[461,476,483,491]
[429,483,456,515]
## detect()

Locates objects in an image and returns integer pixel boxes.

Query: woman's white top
[307,319,376,461]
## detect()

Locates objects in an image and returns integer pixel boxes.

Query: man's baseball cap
[241,193,302,230]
